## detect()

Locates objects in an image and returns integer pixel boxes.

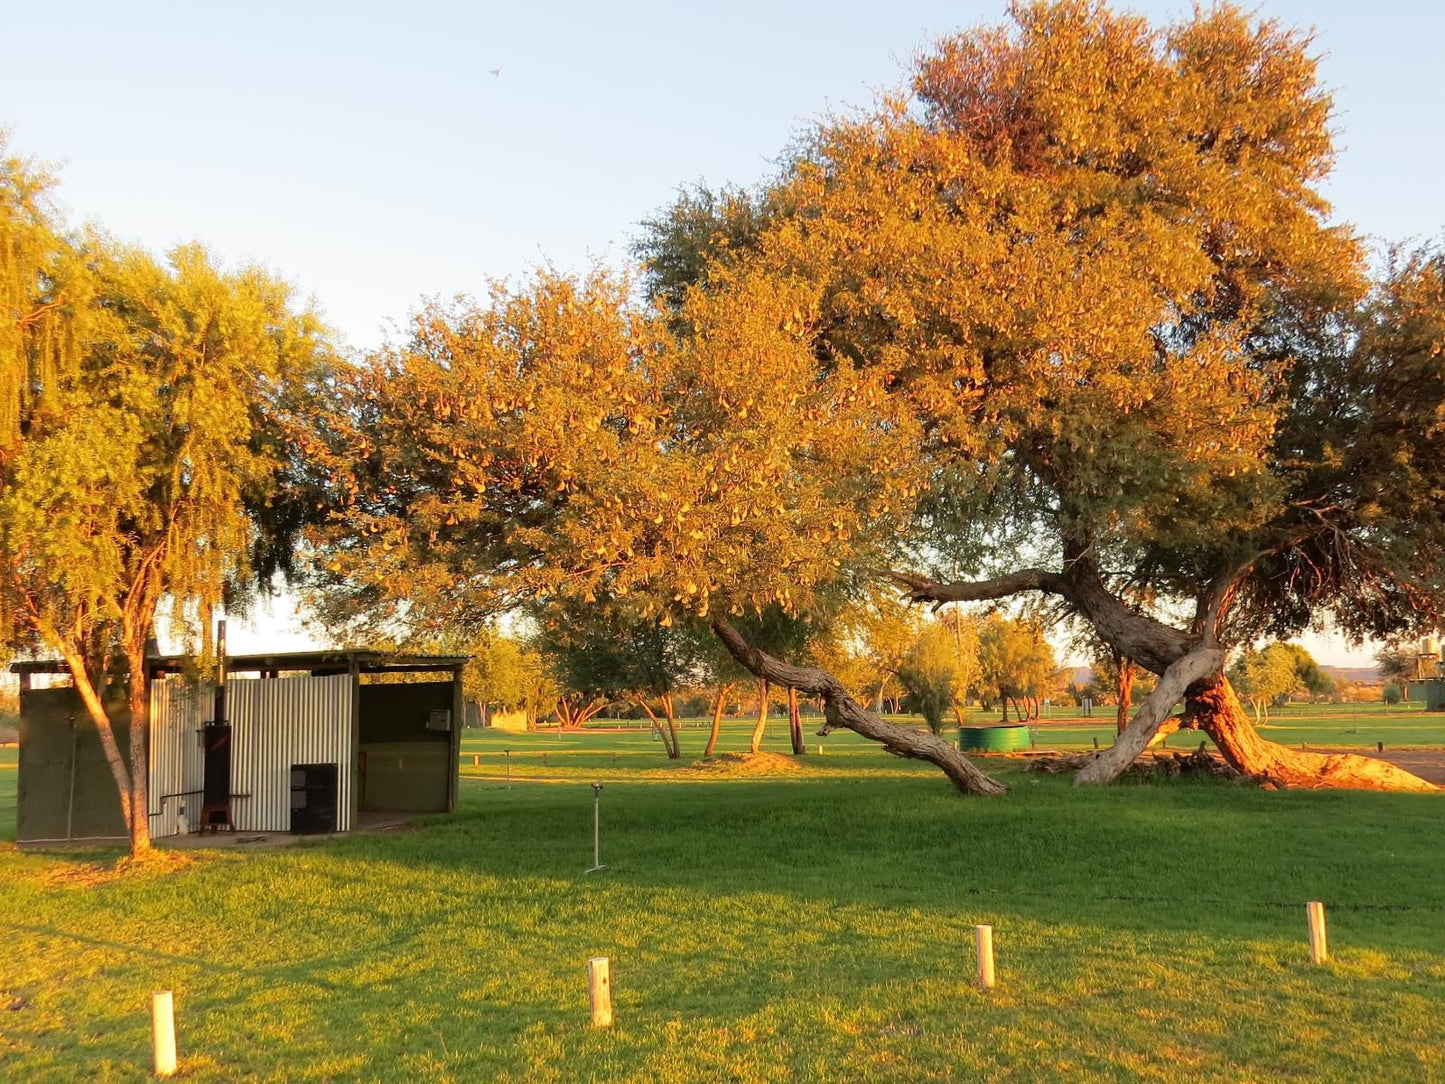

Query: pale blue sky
[4,1,1441,662]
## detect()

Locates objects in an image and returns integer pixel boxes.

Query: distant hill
[1322,665,1380,685]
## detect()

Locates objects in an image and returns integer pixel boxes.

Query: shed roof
[10,650,469,678]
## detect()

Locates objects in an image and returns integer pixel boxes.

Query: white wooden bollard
[974,925,996,990]
[588,957,614,1027]
[151,990,177,1077]
[1307,901,1329,964]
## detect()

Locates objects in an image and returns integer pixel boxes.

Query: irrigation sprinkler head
[592,782,604,796]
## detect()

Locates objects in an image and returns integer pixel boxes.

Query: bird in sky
[490,67,502,77]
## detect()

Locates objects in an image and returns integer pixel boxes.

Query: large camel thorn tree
[1,138,333,853]
[310,1,1444,795]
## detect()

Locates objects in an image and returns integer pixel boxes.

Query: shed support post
[348,658,362,832]
[449,665,464,812]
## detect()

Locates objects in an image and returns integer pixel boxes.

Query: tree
[978,617,1054,723]
[1375,646,1416,701]
[2,147,332,854]
[307,3,1441,794]
[1228,645,1297,724]
[896,616,979,735]
[534,603,695,755]
[1091,646,1138,735]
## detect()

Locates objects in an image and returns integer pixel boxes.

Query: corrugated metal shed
[148,680,209,838]
[229,674,355,833]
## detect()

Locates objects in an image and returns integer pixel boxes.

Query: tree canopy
[307,2,1442,794]
[1,138,333,851]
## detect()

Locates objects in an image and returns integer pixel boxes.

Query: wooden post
[472,753,480,767]
[152,990,177,1077]
[1307,901,1328,964]
[1377,741,1384,753]
[588,957,613,1027]
[974,925,996,990]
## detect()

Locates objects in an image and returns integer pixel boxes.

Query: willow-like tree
[310,2,1442,794]
[1,143,331,853]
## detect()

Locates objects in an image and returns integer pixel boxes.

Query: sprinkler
[585,782,607,874]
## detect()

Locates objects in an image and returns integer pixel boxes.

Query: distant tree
[895,619,976,735]
[534,605,691,754]
[1382,681,1404,706]
[1228,645,1298,724]
[1375,647,1416,701]
[978,617,1055,723]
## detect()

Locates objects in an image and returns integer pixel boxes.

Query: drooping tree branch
[709,616,1007,795]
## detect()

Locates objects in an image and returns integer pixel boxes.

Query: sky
[3,0,1442,664]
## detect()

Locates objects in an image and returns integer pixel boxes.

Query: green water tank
[958,723,1032,753]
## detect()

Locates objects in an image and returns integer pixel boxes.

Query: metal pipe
[66,717,77,840]
[586,782,606,873]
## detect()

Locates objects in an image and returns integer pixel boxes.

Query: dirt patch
[1326,748,1445,787]
[686,751,807,776]
[42,849,198,888]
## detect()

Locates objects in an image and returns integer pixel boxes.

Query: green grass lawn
[2,721,1444,1082]
[0,743,15,842]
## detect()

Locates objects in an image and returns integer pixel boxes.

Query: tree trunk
[750,679,769,754]
[788,686,804,754]
[124,647,153,856]
[1115,654,1135,735]
[638,700,676,757]
[59,647,150,856]
[1075,648,1223,786]
[704,685,730,756]
[1191,673,1438,791]
[712,618,1006,796]
[661,692,681,760]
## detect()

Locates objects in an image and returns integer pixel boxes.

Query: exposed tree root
[1190,675,1439,793]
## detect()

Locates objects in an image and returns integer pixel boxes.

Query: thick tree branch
[888,568,1066,606]
[1073,646,1224,785]
[709,616,1007,795]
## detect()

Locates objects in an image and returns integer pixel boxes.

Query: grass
[2,721,1444,1081]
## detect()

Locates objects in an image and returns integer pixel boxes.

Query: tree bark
[1075,648,1223,786]
[788,686,804,754]
[59,647,149,854]
[704,684,731,757]
[1115,652,1135,735]
[1191,674,1438,792]
[123,646,153,855]
[661,691,681,760]
[712,619,1006,795]
[750,679,769,755]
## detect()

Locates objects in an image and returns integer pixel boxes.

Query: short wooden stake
[152,990,177,1077]
[1307,901,1328,964]
[1377,741,1384,753]
[588,956,614,1027]
[471,753,480,767]
[974,925,996,990]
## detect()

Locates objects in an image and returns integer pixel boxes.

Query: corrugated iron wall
[230,674,354,832]
[148,680,209,838]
